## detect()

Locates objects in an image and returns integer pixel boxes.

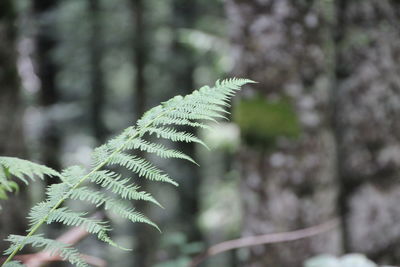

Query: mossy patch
[233,96,301,147]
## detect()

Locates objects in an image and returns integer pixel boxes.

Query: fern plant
[0,78,254,267]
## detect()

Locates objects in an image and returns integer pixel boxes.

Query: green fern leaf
[47,207,112,235]
[0,157,61,205]
[27,202,53,229]
[0,157,60,185]
[89,170,162,206]
[146,127,210,149]
[103,199,160,231]
[124,138,198,164]
[5,235,88,267]
[108,152,177,185]
[69,186,108,207]
[3,261,25,267]
[69,187,160,231]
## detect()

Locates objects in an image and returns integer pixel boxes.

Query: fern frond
[0,171,18,195]
[198,86,231,106]
[0,157,60,204]
[3,261,24,267]
[47,208,111,235]
[91,145,112,167]
[153,116,212,129]
[88,170,162,206]
[45,183,70,205]
[178,102,230,118]
[69,187,159,230]
[103,199,160,231]
[166,109,219,123]
[146,127,209,149]
[5,235,88,267]
[97,231,132,251]
[27,202,53,229]
[108,152,177,185]
[60,166,86,186]
[124,138,198,164]
[1,78,254,267]
[69,186,108,207]
[0,157,61,184]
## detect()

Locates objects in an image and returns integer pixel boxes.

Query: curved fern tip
[104,237,133,252]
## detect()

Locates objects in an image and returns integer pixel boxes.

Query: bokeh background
[1,0,400,266]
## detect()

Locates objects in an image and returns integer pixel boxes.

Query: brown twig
[189,218,340,267]
[1,213,107,267]
[14,251,106,267]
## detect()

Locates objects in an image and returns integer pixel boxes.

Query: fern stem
[2,110,169,266]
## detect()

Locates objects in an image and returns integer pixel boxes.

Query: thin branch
[14,251,106,267]
[189,218,340,267]
[1,213,107,267]
[14,227,103,267]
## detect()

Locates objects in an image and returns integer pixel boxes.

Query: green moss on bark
[234,96,300,147]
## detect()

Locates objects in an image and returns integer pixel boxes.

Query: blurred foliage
[234,96,301,147]
[201,123,240,152]
[0,168,18,203]
[154,232,204,267]
[305,254,377,267]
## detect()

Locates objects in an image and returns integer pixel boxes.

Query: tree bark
[33,0,62,175]
[0,0,30,252]
[334,0,400,264]
[226,1,341,266]
[171,0,203,244]
[88,0,107,144]
[129,1,154,266]
[132,0,146,122]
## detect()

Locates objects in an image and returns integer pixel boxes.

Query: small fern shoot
[0,157,60,208]
[1,78,254,267]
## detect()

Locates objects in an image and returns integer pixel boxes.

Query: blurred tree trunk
[334,0,400,264]
[129,1,154,266]
[32,0,62,177]
[132,0,146,122]
[226,1,341,266]
[88,0,107,144]
[171,0,202,244]
[0,0,30,252]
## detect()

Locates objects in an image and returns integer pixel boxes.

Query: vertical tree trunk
[88,0,107,144]
[32,0,62,175]
[0,0,30,252]
[129,1,154,266]
[335,0,400,264]
[171,0,202,244]
[132,0,146,122]
[226,1,340,266]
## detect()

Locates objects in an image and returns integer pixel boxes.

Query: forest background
[1,0,400,266]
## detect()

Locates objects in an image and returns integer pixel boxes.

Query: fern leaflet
[0,157,60,205]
